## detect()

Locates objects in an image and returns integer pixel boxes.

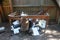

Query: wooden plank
[22,15,49,20]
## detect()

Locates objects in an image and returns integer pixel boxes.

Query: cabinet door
[3,0,13,20]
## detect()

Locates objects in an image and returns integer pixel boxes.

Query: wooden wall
[13,6,57,20]
[12,0,57,20]
[12,0,55,6]
[2,0,13,21]
[1,0,58,21]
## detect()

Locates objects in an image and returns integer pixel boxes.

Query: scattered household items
[21,11,28,16]
[38,20,46,29]
[12,20,20,28]
[45,12,49,16]
[29,18,33,30]
[32,23,40,36]
[8,12,49,35]
[8,12,17,17]
[32,27,40,36]
[11,26,20,34]
[31,19,46,36]
[11,20,20,34]
[0,27,5,33]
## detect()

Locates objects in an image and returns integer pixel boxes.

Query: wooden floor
[0,22,60,40]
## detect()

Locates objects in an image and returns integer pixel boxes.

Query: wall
[2,0,13,21]
[12,0,55,6]
[2,0,57,21]
[13,6,57,20]
[12,0,57,20]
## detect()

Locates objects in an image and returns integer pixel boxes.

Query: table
[8,14,49,24]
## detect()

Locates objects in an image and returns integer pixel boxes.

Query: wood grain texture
[2,0,13,21]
